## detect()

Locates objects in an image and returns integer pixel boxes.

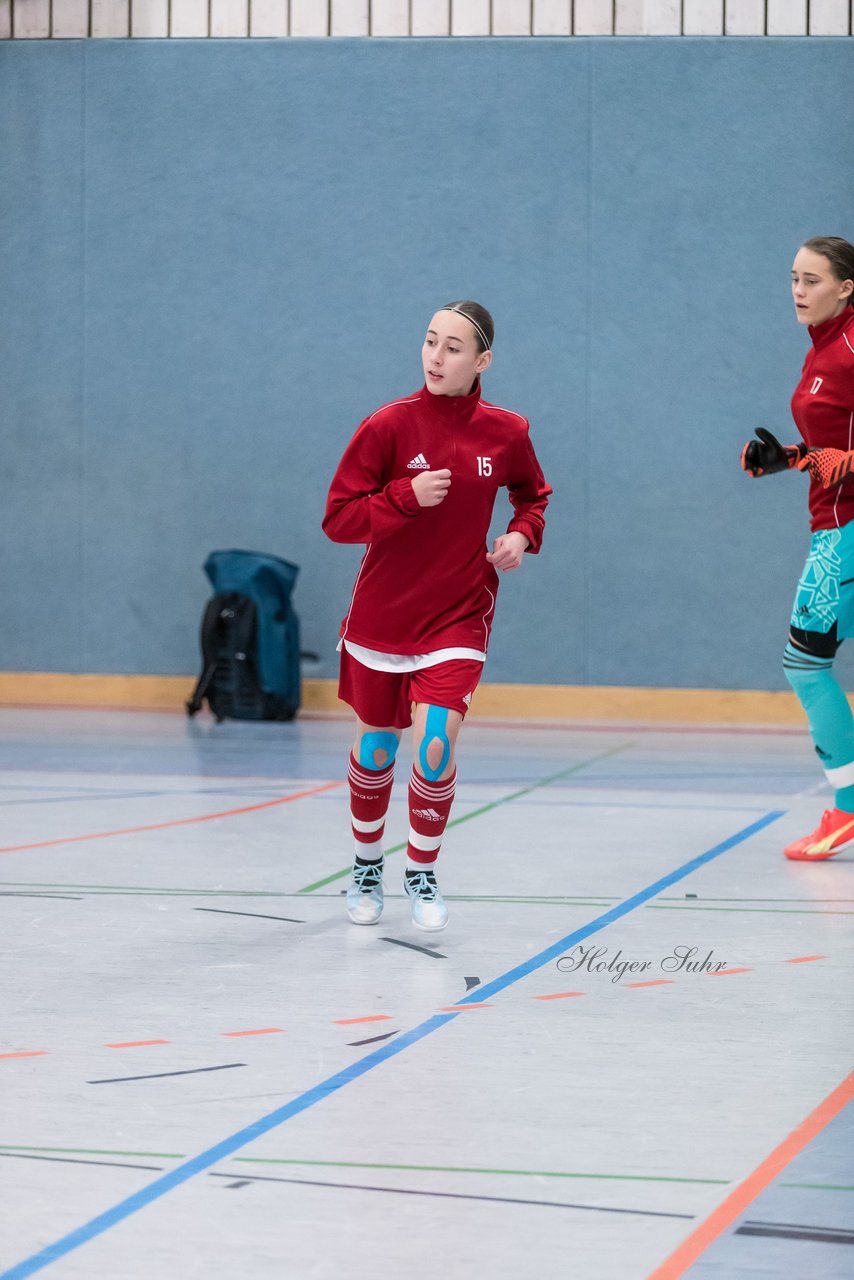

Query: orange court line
[532,990,587,1001]
[333,1015,394,1026]
[624,980,675,989]
[646,1068,854,1280]
[439,1003,493,1012]
[0,780,344,854]
[0,949,835,1064]
[221,1028,285,1038]
[104,1039,171,1049]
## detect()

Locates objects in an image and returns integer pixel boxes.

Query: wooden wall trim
[0,671,819,724]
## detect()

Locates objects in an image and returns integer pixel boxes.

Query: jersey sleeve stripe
[478,399,528,426]
[365,396,421,424]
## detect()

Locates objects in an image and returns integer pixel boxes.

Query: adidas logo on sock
[407,453,430,470]
[412,807,442,821]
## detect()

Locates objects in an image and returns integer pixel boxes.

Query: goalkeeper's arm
[798,448,854,489]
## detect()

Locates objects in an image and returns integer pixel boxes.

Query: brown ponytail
[802,237,854,306]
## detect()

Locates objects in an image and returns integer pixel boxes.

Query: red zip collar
[417,379,482,424]
[808,306,854,352]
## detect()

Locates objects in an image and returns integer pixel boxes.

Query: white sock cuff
[824,759,854,788]
[410,769,456,803]
[354,838,383,862]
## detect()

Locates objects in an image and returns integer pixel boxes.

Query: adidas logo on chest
[407,453,430,470]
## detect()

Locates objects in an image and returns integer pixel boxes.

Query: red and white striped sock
[406,767,456,868]
[348,752,395,863]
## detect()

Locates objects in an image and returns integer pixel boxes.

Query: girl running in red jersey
[741,237,854,860]
[323,301,551,929]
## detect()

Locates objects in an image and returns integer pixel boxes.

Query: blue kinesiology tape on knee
[358,731,399,771]
[419,705,451,781]
[783,644,854,773]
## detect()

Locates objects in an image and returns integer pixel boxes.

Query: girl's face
[791,247,854,326]
[422,310,492,396]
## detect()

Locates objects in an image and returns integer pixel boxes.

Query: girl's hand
[411,469,452,507]
[487,532,529,571]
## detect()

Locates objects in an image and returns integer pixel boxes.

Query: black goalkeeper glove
[741,428,808,477]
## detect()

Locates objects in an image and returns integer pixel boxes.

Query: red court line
[104,1039,170,1049]
[333,1015,394,1026]
[464,718,809,737]
[1,952,834,1064]
[532,990,587,1001]
[0,780,344,854]
[0,702,190,716]
[221,1028,285,1038]
[624,980,675,989]
[647,1068,854,1280]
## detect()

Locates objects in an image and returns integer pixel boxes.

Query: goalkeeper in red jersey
[323,301,551,930]
[741,236,854,860]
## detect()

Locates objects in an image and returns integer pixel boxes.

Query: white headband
[441,306,491,352]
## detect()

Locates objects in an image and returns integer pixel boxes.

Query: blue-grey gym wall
[2,37,853,690]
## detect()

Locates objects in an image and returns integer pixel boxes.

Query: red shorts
[338,649,484,729]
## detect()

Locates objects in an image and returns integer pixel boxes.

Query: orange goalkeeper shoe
[784,807,854,861]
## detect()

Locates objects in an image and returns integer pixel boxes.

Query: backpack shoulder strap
[187,593,236,716]
[199,595,228,664]
[230,595,257,661]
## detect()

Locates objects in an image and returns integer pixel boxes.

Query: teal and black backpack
[186,549,301,723]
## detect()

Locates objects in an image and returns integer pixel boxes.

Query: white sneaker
[404,869,448,932]
[346,857,384,925]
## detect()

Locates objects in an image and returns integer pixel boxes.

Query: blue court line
[0,809,783,1279]
[453,810,783,1006]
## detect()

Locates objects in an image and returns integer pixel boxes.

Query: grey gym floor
[0,706,851,1280]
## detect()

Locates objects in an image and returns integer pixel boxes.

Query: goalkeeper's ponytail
[802,237,854,306]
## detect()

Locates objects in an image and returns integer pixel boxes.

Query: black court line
[204,1171,695,1218]
[88,1064,246,1085]
[0,1152,163,1172]
[223,1180,253,1190]
[194,908,305,924]
[347,1030,400,1047]
[380,936,446,959]
[464,976,481,991]
[737,1220,854,1245]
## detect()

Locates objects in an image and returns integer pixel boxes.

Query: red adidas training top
[323,381,552,655]
[790,306,854,531]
